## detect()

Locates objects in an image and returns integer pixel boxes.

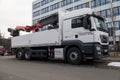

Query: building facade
[32,0,120,47]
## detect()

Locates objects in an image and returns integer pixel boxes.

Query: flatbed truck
[10,8,109,64]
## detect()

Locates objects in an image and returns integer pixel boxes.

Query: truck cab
[61,8,108,60]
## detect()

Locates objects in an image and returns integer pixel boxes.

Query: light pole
[110,0,116,51]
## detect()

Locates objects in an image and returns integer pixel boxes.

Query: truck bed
[12,29,60,48]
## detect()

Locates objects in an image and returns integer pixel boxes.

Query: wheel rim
[25,50,31,59]
[25,52,29,59]
[69,52,78,61]
[18,52,22,57]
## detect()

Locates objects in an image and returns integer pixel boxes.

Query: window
[91,0,110,8]
[108,22,112,28]
[107,21,120,36]
[106,23,109,28]
[92,0,99,7]
[74,5,82,10]
[96,0,101,7]
[66,0,73,5]
[106,9,111,18]
[66,7,73,11]
[118,6,120,15]
[112,0,120,2]
[61,1,64,7]
[108,28,114,36]
[93,16,107,32]
[33,2,41,9]
[41,7,49,14]
[33,10,40,17]
[85,2,90,8]
[74,2,89,10]
[91,0,96,8]
[100,0,106,5]
[113,7,119,16]
[81,2,89,8]
[50,0,54,2]
[33,19,40,24]
[72,17,84,28]
[41,1,45,6]
[50,2,60,11]
[114,21,120,30]
[100,10,106,18]
[106,22,112,28]
[105,0,110,4]
[91,1,93,7]
[99,8,119,18]
[74,0,80,2]
[109,41,113,45]
[97,11,101,16]
[41,0,49,6]
[61,0,73,7]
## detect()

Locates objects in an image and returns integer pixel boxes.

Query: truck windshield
[93,17,108,32]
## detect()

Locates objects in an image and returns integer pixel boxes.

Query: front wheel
[67,47,82,64]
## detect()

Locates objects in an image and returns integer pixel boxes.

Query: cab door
[63,16,94,43]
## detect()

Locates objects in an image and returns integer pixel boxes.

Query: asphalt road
[0,56,120,80]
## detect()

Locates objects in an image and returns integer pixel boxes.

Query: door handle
[75,35,78,38]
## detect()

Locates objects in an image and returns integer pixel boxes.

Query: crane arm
[8,23,41,37]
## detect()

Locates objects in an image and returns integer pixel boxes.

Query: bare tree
[0,32,3,45]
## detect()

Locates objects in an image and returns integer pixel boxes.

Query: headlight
[96,45,101,51]
[96,44,101,55]
[98,52,101,55]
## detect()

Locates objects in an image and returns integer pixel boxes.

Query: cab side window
[71,17,84,28]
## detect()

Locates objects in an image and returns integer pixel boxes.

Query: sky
[0,0,35,38]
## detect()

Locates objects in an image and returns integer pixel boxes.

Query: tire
[67,47,82,65]
[16,49,25,60]
[1,54,4,56]
[24,49,32,60]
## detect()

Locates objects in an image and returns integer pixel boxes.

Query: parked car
[0,46,6,56]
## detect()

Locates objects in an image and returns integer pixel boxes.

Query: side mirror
[83,15,91,29]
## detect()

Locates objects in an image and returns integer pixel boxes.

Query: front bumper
[83,43,109,60]
[94,44,109,59]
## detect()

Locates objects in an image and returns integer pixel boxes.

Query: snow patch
[108,62,120,67]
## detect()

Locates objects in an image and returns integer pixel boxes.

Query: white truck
[11,8,109,64]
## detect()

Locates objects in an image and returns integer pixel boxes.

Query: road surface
[0,56,120,80]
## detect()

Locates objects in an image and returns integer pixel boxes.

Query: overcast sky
[0,0,35,38]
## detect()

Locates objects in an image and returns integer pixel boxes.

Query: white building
[32,0,120,45]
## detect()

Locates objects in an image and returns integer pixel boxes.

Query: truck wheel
[16,49,25,60]
[67,47,82,65]
[1,54,4,56]
[25,49,32,60]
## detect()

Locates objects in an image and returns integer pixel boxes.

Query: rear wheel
[67,47,82,64]
[16,49,25,60]
[1,54,4,56]
[25,49,32,60]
